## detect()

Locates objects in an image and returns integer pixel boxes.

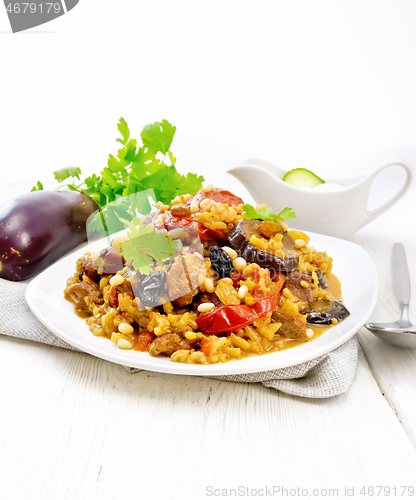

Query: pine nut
[233,257,247,271]
[190,198,199,213]
[117,338,133,350]
[295,239,307,249]
[202,183,214,193]
[200,198,210,209]
[118,323,134,335]
[238,285,248,299]
[279,221,288,232]
[156,214,166,226]
[168,228,184,239]
[222,246,237,260]
[198,302,215,313]
[204,278,215,293]
[110,275,124,286]
[306,328,314,338]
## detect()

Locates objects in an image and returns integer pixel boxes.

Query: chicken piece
[94,247,125,274]
[148,333,192,357]
[272,309,307,340]
[114,269,139,297]
[166,252,205,307]
[194,292,223,308]
[285,272,313,304]
[81,257,100,282]
[67,280,103,314]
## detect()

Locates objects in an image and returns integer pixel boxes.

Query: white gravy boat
[227,158,413,239]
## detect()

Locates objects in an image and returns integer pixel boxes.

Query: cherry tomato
[196,275,285,335]
[184,188,244,208]
[153,188,244,241]
[196,294,280,334]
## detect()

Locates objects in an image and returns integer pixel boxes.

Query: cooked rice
[64,188,341,365]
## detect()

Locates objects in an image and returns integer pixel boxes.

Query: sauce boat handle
[363,162,413,227]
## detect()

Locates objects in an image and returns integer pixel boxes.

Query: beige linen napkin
[0,277,358,398]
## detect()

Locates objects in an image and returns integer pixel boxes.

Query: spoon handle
[392,243,411,306]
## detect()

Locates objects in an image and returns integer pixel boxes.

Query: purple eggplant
[0,191,98,281]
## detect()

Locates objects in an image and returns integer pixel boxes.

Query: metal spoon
[365,243,416,348]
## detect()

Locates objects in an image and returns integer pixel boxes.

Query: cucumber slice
[282,168,325,188]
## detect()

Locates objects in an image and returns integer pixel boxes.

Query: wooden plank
[0,335,415,500]
[351,190,416,445]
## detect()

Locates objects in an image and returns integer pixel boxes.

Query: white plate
[25,232,378,376]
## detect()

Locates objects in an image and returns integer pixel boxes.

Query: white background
[1,0,416,204]
[2,3,416,499]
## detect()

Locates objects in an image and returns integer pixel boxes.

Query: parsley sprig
[31,118,204,233]
[121,217,179,275]
[243,204,296,224]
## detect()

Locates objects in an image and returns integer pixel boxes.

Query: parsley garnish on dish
[243,204,296,223]
[121,218,179,275]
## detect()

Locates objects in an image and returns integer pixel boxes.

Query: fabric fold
[0,278,358,398]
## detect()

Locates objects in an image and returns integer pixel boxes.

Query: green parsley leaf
[86,202,133,237]
[116,117,130,146]
[178,172,205,197]
[141,119,176,155]
[84,173,101,188]
[276,207,296,221]
[243,204,296,222]
[86,210,105,235]
[31,181,43,192]
[243,204,276,221]
[33,118,204,236]
[84,174,106,206]
[53,167,82,183]
[168,151,176,166]
[121,222,179,275]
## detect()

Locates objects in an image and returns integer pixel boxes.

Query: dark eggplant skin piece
[315,270,327,289]
[304,269,327,289]
[307,299,350,325]
[0,191,98,281]
[228,219,298,274]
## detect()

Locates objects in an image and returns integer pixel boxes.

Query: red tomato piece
[252,285,264,300]
[108,286,118,307]
[201,337,214,355]
[196,275,286,335]
[152,188,244,242]
[133,332,155,352]
[184,188,244,208]
[196,293,280,334]
[230,269,243,287]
